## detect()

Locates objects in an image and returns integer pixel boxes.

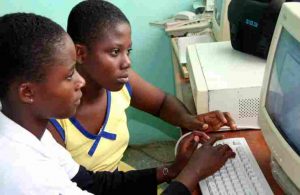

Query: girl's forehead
[93,29,132,48]
[101,22,131,37]
[45,36,76,74]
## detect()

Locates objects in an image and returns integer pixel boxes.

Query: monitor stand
[271,156,300,194]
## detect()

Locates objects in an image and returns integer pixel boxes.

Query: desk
[170,39,283,194]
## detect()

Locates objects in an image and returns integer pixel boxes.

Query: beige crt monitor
[212,0,231,41]
[259,2,300,194]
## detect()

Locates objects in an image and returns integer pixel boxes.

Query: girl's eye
[127,48,132,55]
[67,70,75,80]
[111,48,120,56]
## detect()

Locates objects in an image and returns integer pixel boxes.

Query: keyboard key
[232,140,241,145]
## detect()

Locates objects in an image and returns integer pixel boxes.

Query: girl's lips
[117,77,129,83]
[75,99,81,106]
[75,93,82,105]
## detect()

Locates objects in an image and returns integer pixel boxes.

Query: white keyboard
[199,138,274,195]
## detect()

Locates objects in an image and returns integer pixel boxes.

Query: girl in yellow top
[50,84,132,172]
[49,0,237,172]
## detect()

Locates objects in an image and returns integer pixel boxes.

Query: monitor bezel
[211,0,231,41]
[259,2,300,190]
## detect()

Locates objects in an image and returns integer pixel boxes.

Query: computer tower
[186,41,266,129]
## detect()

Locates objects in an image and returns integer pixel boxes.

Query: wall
[0,0,82,30]
[0,0,193,145]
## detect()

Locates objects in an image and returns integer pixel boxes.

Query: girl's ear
[75,44,88,64]
[18,82,35,104]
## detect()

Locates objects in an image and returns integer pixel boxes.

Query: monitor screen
[214,0,223,26]
[266,28,300,156]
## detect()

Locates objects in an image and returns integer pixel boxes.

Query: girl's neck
[81,83,106,104]
[77,64,106,103]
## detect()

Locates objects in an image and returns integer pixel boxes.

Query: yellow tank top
[50,84,132,172]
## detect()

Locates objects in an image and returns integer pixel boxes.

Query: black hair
[67,0,130,47]
[0,13,66,98]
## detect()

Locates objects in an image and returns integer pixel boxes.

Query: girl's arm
[129,69,236,132]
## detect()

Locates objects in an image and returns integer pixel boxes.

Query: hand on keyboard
[192,136,236,179]
[168,131,210,179]
[199,138,274,195]
[175,136,236,192]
